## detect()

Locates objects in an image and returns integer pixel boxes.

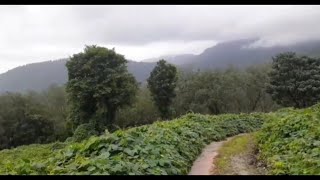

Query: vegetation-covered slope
[0,113,263,175]
[256,104,320,175]
[1,103,320,175]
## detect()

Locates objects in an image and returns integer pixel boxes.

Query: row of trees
[65,46,178,134]
[65,48,320,137]
[173,65,278,116]
[1,46,319,149]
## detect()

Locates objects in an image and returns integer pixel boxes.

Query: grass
[213,133,264,175]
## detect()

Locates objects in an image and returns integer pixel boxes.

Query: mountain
[142,54,195,65]
[0,59,155,93]
[127,61,156,84]
[0,60,68,93]
[1,38,320,93]
[185,38,320,70]
[145,38,320,70]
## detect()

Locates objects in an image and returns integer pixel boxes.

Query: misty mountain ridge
[148,38,320,69]
[1,38,320,93]
[142,54,196,65]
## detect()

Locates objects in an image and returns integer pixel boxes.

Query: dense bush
[256,104,320,175]
[0,142,66,175]
[0,113,263,175]
[71,123,99,143]
[116,87,160,128]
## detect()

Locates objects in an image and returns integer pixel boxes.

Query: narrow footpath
[188,135,240,175]
[188,133,265,175]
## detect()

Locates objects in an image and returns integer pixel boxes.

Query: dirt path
[188,133,266,175]
[188,134,245,175]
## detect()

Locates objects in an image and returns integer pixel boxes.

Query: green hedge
[0,113,263,175]
[256,104,320,175]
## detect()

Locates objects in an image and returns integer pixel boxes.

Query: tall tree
[66,45,138,131]
[266,52,320,108]
[147,60,178,119]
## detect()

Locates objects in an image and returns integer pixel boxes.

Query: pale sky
[1,5,320,73]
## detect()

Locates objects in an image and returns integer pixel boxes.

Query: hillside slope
[0,59,156,93]
[0,113,263,175]
[181,38,320,70]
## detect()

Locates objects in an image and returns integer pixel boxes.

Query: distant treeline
[0,63,277,150]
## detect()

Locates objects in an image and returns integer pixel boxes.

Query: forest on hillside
[0,56,278,149]
[0,46,320,175]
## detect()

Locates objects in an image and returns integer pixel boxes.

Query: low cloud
[0,5,320,72]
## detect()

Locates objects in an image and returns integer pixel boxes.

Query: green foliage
[0,62,278,150]
[0,113,263,175]
[0,84,158,150]
[0,91,59,150]
[173,64,278,116]
[23,84,70,141]
[12,114,55,147]
[66,45,138,132]
[72,123,99,143]
[0,142,66,175]
[0,85,70,150]
[256,104,320,175]
[42,84,70,140]
[116,86,160,128]
[0,84,71,150]
[147,60,178,119]
[266,52,320,108]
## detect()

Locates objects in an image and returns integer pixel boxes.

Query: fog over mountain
[1,6,320,92]
[1,6,320,73]
[1,38,320,93]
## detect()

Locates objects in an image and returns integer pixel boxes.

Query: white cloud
[0,5,320,73]
[102,40,217,60]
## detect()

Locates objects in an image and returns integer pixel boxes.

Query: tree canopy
[147,60,178,119]
[66,45,138,132]
[266,52,320,108]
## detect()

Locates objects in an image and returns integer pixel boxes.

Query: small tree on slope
[147,60,178,119]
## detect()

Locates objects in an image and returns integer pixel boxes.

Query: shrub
[72,123,99,142]
[256,104,320,175]
[0,143,66,174]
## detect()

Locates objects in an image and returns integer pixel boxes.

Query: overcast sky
[1,5,320,73]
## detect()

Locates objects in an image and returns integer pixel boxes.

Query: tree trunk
[106,106,117,130]
[208,102,220,115]
[251,91,262,111]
